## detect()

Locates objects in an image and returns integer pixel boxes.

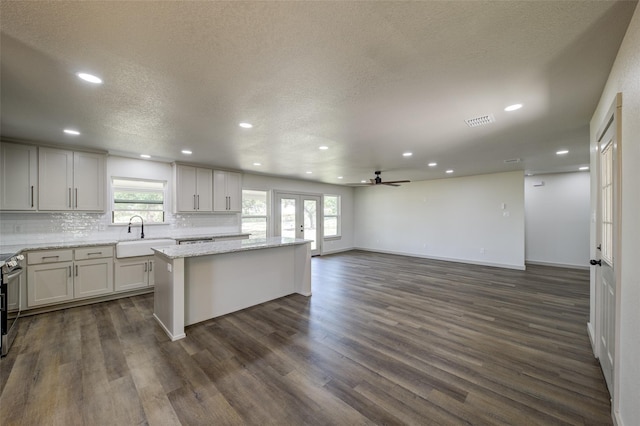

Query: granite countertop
[174,233,250,242]
[0,233,250,257]
[0,239,120,256]
[153,236,310,259]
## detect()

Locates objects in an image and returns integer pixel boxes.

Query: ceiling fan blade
[345,182,373,186]
[383,183,401,187]
[382,180,411,184]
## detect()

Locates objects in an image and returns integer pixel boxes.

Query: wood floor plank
[0,251,612,425]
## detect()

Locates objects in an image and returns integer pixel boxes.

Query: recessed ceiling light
[239,122,253,128]
[361,180,367,183]
[306,171,313,174]
[504,103,523,112]
[140,154,151,159]
[579,166,589,171]
[181,150,192,155]
[63,129,80,135]
[428,162,437,167]
[253,162,261,166]
[446,169,454,174]
[337,176,343,179]
[319,146,329,150]
[556,150,569,155]
[403,152,413,157]
[76,72,102,84]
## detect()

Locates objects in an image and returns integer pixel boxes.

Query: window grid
[600,142,613,264]
[242,189,269,239]
[323,195,340,237]
[112,178,166,224]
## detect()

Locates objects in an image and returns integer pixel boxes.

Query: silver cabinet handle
[75,265,78,276]
[68,266,72,277]
[193,194,196,210]
[75,188,78,208]
[31,185,34,208]
[197,194,200,210]
[68,188,72,208]
[144,262,147,272]
[87,252,102,256]
[149,261,152,272]
[42,255,60,261]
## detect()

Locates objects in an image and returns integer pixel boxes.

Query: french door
[593,93,621,397]
[274,192,321,256]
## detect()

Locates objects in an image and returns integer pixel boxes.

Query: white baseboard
[321,247,354,256]
[587,322,597,356]
[525,260,590,270]
[153,313,186,341]
[353,247,526,271]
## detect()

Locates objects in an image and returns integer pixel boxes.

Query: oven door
[1,266,23,357]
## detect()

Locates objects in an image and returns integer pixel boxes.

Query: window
[242,189,268,239]
[600,142,613,264]
[112,178,166,224]
[323,195,340,237]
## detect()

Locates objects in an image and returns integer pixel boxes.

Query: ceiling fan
[348,171,411,187]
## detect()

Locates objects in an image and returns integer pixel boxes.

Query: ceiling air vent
[465,114,495,128]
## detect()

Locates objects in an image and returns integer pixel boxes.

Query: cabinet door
[73,259,113,299]
[176,165,197,212]
[196,167,213,211]
[39,147,73,211]
[75,258,114,298]
[148,258,155,287]
[114,257,150,291]
[27,261,74,307]
[0,143,38,211]
[74,152,105,211]
[226,172,242,212]
[213,170,227,211]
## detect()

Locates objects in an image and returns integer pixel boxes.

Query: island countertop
[152,236,310,259]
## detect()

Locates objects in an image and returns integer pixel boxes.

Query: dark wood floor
[1,250,611,425]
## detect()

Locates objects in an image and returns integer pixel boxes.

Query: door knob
[590,259,602,266]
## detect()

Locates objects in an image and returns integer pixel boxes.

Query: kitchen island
[152,237,312,341]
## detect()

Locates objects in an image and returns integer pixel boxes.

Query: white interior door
[274,192,321,256]
[593,97,621,397]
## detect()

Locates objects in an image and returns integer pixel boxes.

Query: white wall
[525,172,590,268]
[354,171,525,269]
[242,173,355,254]
[589,5,640,425]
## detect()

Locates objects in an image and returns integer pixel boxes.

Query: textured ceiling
[0,1,637,184]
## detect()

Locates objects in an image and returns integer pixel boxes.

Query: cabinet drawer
[28,249,73,265]
[75,246,114,260]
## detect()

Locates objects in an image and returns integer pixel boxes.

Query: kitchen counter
[153,237,312,341]
[153,236,308,259]
[0,233,250,257]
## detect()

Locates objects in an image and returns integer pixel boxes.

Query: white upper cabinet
[39,147,105,211]
[174,164,213,212]
[213,170,242,212]
[0,142,38,211]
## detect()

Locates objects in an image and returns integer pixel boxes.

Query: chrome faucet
[127,215,145,239]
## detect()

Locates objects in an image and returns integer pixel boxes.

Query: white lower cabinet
[27,261,74,307]
[27,246,114,308]
[115,256,155,292]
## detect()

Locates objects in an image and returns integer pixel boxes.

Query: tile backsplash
[0,211,240,246]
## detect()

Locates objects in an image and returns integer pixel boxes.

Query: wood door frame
[593,93,622,408]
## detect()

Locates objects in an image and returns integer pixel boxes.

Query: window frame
[323,194,341,239]
[241,188,270,239]
[111,177,167,225]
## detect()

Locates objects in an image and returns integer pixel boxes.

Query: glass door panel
[280,197,297,240]
[303,199,317,251]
